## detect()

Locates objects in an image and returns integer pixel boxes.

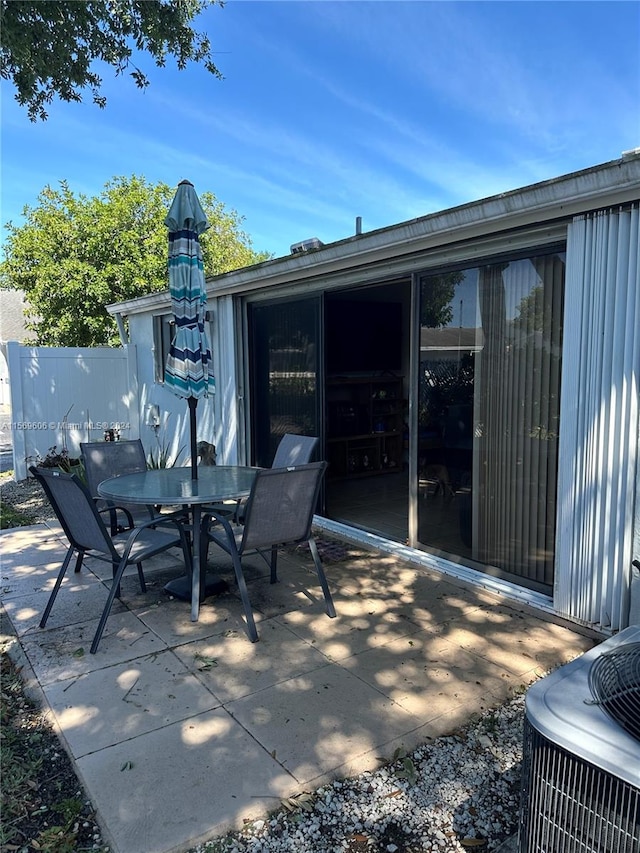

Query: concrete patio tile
[206,549,272,581]
[339,632,518,719]
[428,604,598,677]
[19,610,168,685]
[225,662,424,785]
[86,550,186,583]
[243,563,335,620]
[44,649,221,757]
[104,564,193,610]
[1,574,125,637]
[325,558,433,593]
[0,521,62,543]
[1,555,89,599]
[390,688,519,768]
[0,526,68,565]
[173,619,330,703]
[134,591,260,646]
[277,590,424,661]
[322,551,408,589]
[76,708,298,853]
[325,554,500,613]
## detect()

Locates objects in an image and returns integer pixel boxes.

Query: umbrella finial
[179,179,194,187]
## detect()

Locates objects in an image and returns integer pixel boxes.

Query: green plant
[146,440,185,469]
[29,797,85,853]
[29,446,86,480]
[147,423,185,468]
[0,502,34,529]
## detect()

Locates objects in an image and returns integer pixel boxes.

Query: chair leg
[308,536,336,619]
[73,552,84,574]
[111,560,122,599]
[109,558,146,596]
[230,550,258,642]
[137,562,147,593]
[270,546,278,584]
[40,546,76,627]
[91,556,135,654]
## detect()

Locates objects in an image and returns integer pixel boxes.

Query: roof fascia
[107,155,640,317]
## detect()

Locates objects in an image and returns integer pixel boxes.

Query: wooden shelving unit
[326,376,404,478]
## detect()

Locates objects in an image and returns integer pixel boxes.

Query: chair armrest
[117,512,191,565]
[96,503,135,535]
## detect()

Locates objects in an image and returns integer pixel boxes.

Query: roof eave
[107,154,640,317]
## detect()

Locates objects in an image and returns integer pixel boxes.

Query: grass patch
[0,502,35,529]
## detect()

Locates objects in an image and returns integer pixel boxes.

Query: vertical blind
[556,205,640,631]
[475,255,564,586]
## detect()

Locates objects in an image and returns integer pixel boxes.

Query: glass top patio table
[96,465,259,506]
[97,466,260,620]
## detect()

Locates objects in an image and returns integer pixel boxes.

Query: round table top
[97,465,260,505]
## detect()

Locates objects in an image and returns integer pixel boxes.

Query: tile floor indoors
[0,519,600,853]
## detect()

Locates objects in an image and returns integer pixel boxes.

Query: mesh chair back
[240,461,326,553]
[271,434,319,468]
[81,439,147,498]
[30,467,115,556]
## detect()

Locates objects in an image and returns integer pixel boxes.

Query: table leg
[191,504,201,621]
[163,505,228,608]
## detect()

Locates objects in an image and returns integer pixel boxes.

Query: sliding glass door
[417,251,565,591]
[248,297,321,468]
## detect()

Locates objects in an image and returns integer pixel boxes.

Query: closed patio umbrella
[164,180,213,480]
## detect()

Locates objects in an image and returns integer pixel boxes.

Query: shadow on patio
[0,520,599,853]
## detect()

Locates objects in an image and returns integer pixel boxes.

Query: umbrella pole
[188,397,198,480]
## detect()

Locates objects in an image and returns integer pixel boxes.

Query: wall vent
[520,626,640,852]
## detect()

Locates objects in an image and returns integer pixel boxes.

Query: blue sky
[2,1,639,260]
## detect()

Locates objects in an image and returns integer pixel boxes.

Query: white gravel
[192,692,526,853]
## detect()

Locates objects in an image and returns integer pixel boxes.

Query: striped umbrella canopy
[164,180,213,479]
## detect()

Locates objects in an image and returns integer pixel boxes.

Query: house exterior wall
[126,311,216,468]
[108,156,640,633]
[555,206,639,631]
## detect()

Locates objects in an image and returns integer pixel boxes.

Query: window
[153,314,175,383]
[417,250,565,592]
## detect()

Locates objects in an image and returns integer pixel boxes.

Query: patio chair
[226,434,320,523]
[201,460,335,642]
[29,466,191,654]
[81,439,156,535]
[272,433,319,467]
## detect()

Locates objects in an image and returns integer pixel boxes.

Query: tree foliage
[0,176,271,346]
[420,271,465,328]
[0,0,222,121]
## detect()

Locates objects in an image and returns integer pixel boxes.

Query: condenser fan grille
[588,642,640,741]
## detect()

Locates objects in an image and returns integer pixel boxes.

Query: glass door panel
[248,298,321,468]
[417,252,564,592]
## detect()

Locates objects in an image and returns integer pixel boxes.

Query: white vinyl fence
[6,342,139,481]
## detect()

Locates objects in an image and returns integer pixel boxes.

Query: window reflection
[418,252,565,592]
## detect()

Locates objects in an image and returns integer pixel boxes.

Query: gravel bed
[1,473,57,524]
[190,694,525,853]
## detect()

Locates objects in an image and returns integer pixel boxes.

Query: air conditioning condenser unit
[520,625,640,852]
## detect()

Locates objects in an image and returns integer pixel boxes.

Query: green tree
[420,271,464,328]
[0,0,222,121]
[0,176,271,346]
[512,285,544,333]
